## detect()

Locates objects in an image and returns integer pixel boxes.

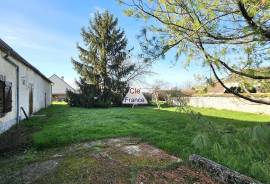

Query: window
[4,82,12,113]
[0,80,12,117]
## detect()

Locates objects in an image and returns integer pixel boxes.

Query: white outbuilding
[0,39,52,134]
[49,74,75,101]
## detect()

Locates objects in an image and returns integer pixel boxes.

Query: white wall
[188,97,270,115]
[50,75,74,95]
[0,53,17,133]
[0,50,52,133]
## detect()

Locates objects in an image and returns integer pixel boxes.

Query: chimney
[61,76,64,80]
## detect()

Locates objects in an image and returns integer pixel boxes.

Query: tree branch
[238,0,270,40]
[197,36,270,105]
[208,55,270,80]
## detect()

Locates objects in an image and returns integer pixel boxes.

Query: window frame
[0,80,12,117]
[4,81,12,113]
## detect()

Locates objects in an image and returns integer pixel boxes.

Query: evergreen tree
[67,11,135,107]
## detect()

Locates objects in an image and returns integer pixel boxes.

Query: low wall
[188,97,270,115]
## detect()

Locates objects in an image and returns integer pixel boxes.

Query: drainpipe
[3,52,20,123]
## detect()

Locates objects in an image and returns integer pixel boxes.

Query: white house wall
[0,50,52,133]
[0,52,17,133]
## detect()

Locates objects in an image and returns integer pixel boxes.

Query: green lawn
[3,103,270,182]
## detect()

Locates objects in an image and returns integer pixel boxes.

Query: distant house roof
[207,82,225,94]
[0,38,52,83]
[49,74,75,95]
[181,88,195,96]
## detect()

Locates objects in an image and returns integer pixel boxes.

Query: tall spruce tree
[67,11,135,107]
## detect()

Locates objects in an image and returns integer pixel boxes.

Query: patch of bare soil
[137,165,219,184]
[0,124,33,154]
[0,137,219,184]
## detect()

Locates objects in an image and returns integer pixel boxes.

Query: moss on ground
[0,138,218,184]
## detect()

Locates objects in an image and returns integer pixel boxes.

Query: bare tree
[151,80,167,109]
[125,58,153,84]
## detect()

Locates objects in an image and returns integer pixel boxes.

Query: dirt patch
[0,124,33,154]
[122,143,180,161]
[137,165,219,184]
[0,137,219,184]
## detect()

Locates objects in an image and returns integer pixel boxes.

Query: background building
[49,74,75,101]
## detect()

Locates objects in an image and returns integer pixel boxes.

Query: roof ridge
[49,74,75,91]
[0,38,52,83]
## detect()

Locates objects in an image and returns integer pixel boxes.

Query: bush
[224,86,243,93]
[66,78,128,108]
[66,90,95,108]
[66,78,111,108]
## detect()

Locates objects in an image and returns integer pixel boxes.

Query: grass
[1,103,270,183]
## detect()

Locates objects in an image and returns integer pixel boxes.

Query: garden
[0,103,269,183]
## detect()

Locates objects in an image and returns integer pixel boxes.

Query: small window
[4,82,12,113]
[0,81,12,117]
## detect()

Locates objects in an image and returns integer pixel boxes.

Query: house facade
[0,39,52,134]
[49,74,75,101]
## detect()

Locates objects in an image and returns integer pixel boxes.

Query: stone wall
[188,96,270,115]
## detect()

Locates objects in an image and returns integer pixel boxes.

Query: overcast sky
[0,0,209,89]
